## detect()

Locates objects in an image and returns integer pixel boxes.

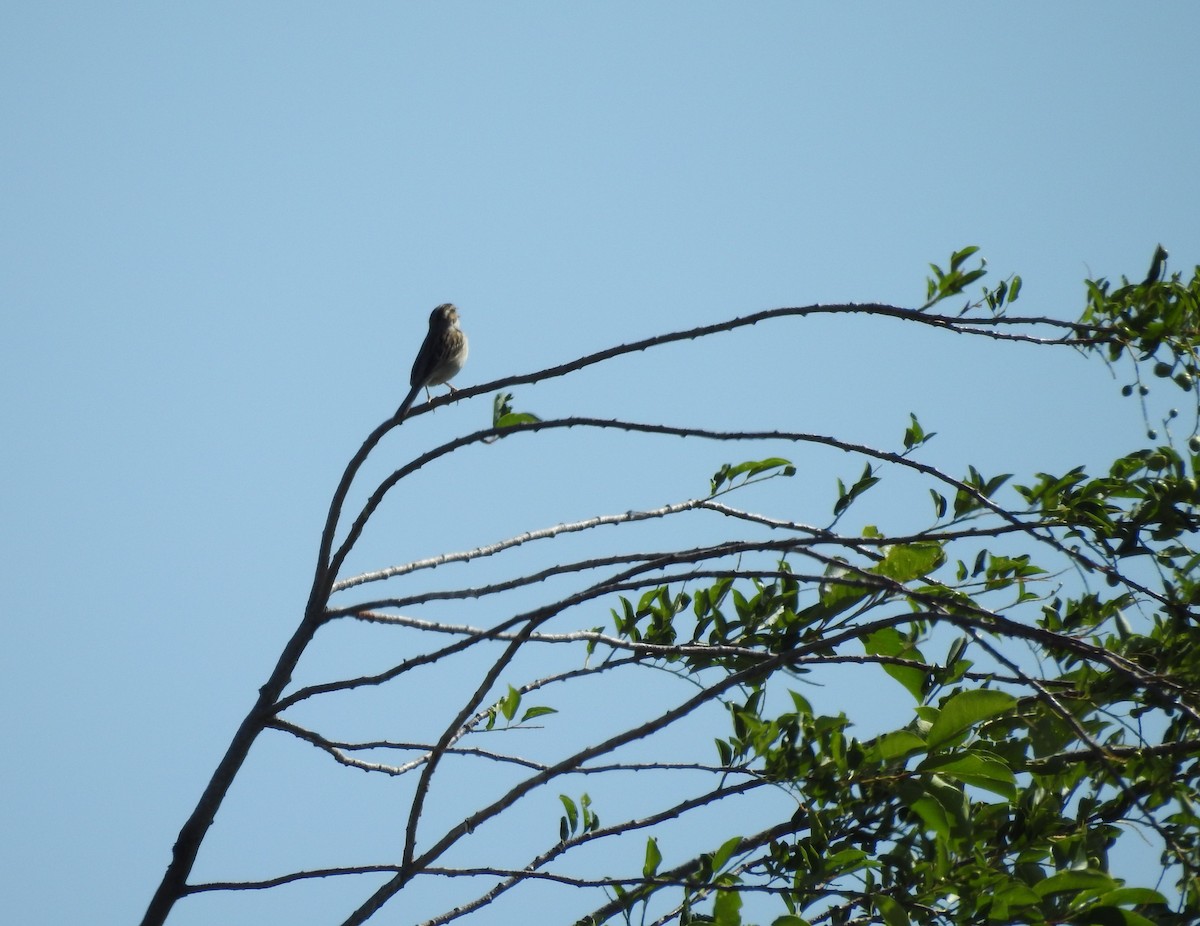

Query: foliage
[141,248,1200,926]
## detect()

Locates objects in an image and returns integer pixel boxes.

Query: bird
[396,303,469,420]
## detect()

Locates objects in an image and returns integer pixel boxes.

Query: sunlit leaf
[643,836,662,878]
[926,689,1016,748]
[873,541,946,582]
[864,628,928,702]
[713,889,743,926]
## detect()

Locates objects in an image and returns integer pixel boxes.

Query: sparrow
[396,303,468,420]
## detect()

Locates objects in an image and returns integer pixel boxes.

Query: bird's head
[431,303,459,327]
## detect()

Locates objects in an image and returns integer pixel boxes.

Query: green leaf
[873,893,911,926]
[873,541,946,582]
[643,836,662,878]
[922,246,988,309]
[736,456,794,478]
[863,628,928,702]
[958,268,986,288]
[907,793,951,839]
[822,848,873,877]
[1095,887,1168,907]
[713,889,743,926]
[789,690,813,716]
[991,881,1041,906]
[918,751,1016,799]
[1032,869,1116,898]
[558,794,578,836]
[902,413,937,451]
[519,705,557,722]
[1144,243,1169,284]
[489,392,540,429]
[819,560,874,612]
[874,729,927,760]
[491,392,514,425]
[926,689,1016,748]
[951,245,981,268]
[833,463,880,517]
[712,835,743,872]
[911,774,970,835]
[579,793,599,833]
[499,685,521,721]
[711,457,795,495]
[495,411,541,428]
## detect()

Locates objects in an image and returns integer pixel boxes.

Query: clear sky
[3,4,1199,925]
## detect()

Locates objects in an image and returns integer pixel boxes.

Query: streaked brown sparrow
[396,303,469,420]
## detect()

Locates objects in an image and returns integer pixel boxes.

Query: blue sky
[4,4,1199,925]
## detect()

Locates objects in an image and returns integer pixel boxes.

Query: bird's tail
[394,383,422,421]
